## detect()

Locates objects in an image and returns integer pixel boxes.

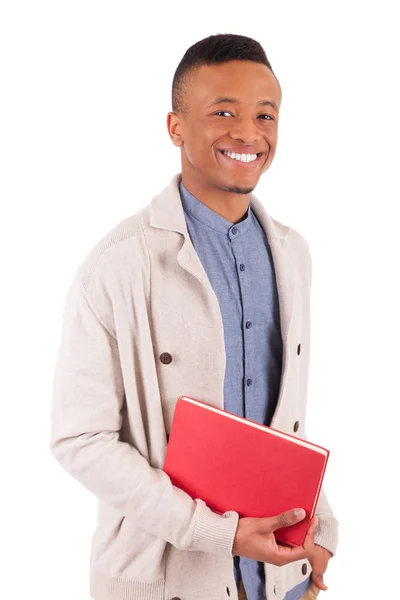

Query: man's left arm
[300,232,339,591]
[310,488,338,591]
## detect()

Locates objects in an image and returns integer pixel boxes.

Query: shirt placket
[228,224,252,420]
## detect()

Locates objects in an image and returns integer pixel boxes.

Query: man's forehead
[190,62,281,105]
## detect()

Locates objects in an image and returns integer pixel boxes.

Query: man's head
[167,34,282,197]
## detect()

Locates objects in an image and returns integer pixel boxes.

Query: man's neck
[181,174,250,224]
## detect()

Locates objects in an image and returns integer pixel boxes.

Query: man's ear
[166,112,184,147]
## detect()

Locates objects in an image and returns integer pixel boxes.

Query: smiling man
[168,56,281,223]
[50,34,338,600]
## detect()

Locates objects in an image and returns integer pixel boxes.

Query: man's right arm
[50,271,238,557]
[50,269,315,567]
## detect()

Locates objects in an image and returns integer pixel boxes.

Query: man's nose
[229,117,260,143]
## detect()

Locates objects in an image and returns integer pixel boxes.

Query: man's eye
[214,112,274,120]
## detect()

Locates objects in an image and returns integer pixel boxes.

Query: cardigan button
[160,352,173,364]
[293,421,300,432]
[297,343,301,355]
[302,563,308,575]
[226,585,231,595]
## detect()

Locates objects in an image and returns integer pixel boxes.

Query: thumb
[270,508,306,531]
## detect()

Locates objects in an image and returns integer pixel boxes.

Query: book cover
[163,395,329,547]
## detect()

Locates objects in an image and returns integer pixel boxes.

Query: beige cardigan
[50,173,338,600]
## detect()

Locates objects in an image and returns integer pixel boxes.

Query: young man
[50,34,338,600]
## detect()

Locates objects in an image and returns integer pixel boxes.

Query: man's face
[168,60,282,195]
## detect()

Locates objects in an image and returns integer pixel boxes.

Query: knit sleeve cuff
[190,500,239,556]
[314,515,339,556]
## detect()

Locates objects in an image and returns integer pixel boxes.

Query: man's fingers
[303,516,318,549]
[312,572,328,591]
[275,543,308,565]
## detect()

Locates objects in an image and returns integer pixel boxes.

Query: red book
[163,396,329,547]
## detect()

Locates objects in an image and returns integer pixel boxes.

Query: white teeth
[223,151,258,163]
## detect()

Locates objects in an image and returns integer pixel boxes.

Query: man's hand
[232,508,318,567]
[309,544,332,591]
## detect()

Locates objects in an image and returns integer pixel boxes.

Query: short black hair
[172,33,278,114]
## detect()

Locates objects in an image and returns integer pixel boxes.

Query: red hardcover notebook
[163,396,329,547]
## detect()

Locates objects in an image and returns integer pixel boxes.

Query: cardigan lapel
[150,173,295,345]
[249,195,295,344]
[249,195,295,427]
[150,174,216,294]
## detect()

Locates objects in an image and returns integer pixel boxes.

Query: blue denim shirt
[179,181,311,599]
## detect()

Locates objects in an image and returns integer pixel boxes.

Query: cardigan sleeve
[303,234,339,557]
[313,486,339,556]
[49,271,239,556]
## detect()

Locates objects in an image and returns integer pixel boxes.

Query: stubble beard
[220,183,256,195]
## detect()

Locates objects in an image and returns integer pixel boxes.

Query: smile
[223,150,258,163]
[218,149,264,167]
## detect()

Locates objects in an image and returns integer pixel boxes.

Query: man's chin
[217,173,259,195]
[222,184,256,195]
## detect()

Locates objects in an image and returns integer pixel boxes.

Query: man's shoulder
[251,194,311,257]
[286,223,312,258]
[76,203,152,293]
[270,214,311,256]
[269,214,312,283]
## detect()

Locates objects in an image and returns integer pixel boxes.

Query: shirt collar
[179,179,252,237]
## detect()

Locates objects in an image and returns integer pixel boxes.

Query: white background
[1,1,399,599]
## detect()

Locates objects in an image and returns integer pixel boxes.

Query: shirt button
[245,321,252,329]
[240,264,245,271]
[231,226,238,235]
[247,378,252,386]
[302,563,308,575]
[297,343,301,355]
[293,421,300,432]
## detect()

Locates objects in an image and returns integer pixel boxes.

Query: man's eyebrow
[207,96,279,112]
